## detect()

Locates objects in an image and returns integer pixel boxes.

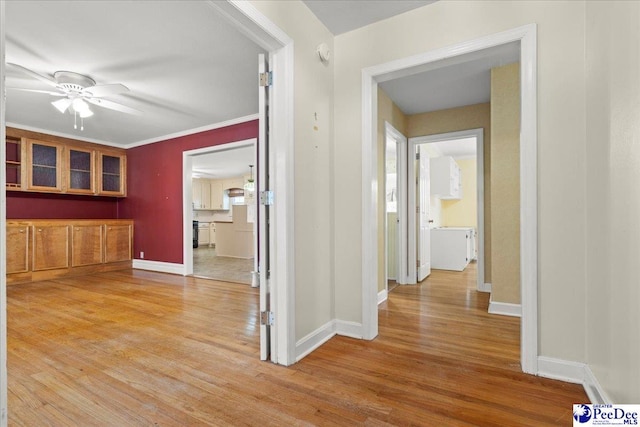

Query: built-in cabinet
[5,128,127,197]
[430,156,462,200]
[6,219,133,285]
[192,176,245,211]
[430,227,474,271]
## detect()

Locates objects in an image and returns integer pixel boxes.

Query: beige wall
[333,1,587,364]
[378,88,407,292]
[408,103,492,282]
[585,1,640,403]
[249,0,335,341]
[441,158,477,228]
[490,62,520,304]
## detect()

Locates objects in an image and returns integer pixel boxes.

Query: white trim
[537,356,585,384]
[583,365,613,404]
[479,282,492,293]
[125,114,259,149]
[408,128,484,290]
[488,297,522,317]
[335,320,363,339]
[133,260,186,276]
[377,289,388,304]
[361,24,538,375]
[205,1,295,365]
[295,321,336,362]
[0,2,8,424]
[537,357,613,404]
[182,138,257,278]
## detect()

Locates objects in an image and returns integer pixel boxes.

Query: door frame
[183,138,257,277]
[408,128,485,292]
[361,24,538,374]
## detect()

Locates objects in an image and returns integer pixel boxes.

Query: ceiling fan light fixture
[51,98,72,113]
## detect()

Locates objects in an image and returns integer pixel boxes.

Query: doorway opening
[186,140,258,286]
[362,24,538,374]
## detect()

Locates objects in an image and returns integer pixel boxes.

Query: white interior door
[258,53,272,361]
[417,144,431,282]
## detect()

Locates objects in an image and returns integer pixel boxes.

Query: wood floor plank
[7,264,587,425]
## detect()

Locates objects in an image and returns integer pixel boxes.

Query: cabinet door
[210,180,224,209]
[105,225,132,263]
[192,179,203,208]
[67,148,95,194]
[33,225,69,271]
[27,139,63,192]
[6,136,25,191]
[72,225,103,266]
[7,225,29,274]
[98,152,126,196]
[201,180,212,209]
[198,227,210,245]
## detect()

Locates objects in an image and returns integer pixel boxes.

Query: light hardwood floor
[7,265,587,426]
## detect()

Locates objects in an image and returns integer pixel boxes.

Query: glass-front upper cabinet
[98,152,126,196]
[27,139,63,192]
[67,148,95,194]
[6,136,24,190]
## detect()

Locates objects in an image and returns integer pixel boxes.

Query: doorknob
[428,220,434,223]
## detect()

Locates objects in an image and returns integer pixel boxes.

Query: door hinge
[260,311,275,326]
[259,190,274,206]
[416,260,420,268]
[259,71,273,87]
[416,152,421,160]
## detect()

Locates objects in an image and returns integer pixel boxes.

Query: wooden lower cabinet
[72,225,104,267]
[105,225,132,263]
[6,219,133,285]
[33,225,69,271]
[7,224,29,274]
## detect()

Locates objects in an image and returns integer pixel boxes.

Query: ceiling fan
[6,63,142,125]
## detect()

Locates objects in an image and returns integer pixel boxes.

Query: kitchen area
[191,145,256,285]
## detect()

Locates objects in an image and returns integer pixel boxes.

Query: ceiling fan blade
[7,63,59,88]
[83,83,129,98]
[52,98,73,114]
[7,87,66,96]
[86,97,142,115]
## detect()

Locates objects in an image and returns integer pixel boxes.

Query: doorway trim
[182,138,257,276]
[361,24,538,374]
[408,128,485,292]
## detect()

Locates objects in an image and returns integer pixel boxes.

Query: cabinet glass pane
[70,170,91,190]
[6,140,20,162]
[102,155,120,175]
[6,165,20,186]
[32,144,57,167]
[102,174,120,192]
[70,150,91,171]
[32,166,57,187]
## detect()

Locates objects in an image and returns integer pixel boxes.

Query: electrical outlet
[140,251,144,259]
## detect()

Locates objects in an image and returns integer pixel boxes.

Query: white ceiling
[5,1,266,147]
[434,137,477,159]
[303,0,436,35]
[191,145,255,179]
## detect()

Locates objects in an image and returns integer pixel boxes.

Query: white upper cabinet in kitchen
[430,156,462,200]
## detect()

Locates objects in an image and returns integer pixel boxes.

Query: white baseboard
[335,320,363,339]
[537,356,585,384]
[478,282,492,293]
[295,320,336,362]
[583,364,612,404]
[537,356,612,404]
[378,289,388,304]
[488,296,521,317]
[132,259,185,276]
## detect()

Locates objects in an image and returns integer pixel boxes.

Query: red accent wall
[118,120,258,264]
[7,191,119,219]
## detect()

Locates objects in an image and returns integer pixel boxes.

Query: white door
[417,144,431,282]
[258,53,273,361]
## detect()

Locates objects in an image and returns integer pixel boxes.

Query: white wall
[332,1,587,362]
[585,1,640,403]
[249,1,335,341]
